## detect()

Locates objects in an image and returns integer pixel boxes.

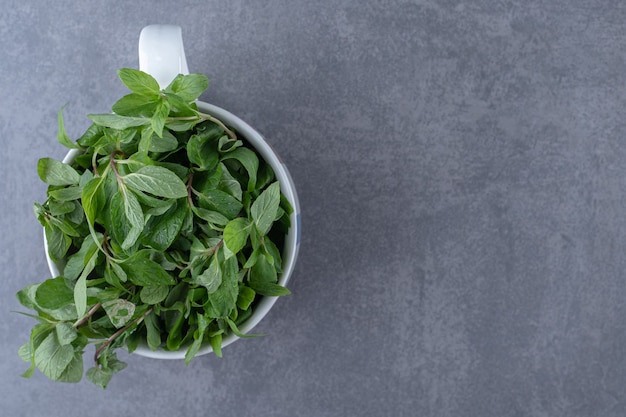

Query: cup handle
[138,25,190,89]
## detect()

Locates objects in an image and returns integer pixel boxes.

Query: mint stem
[93,308,152,364]
[168,112,237,141]
[74,302,102,328]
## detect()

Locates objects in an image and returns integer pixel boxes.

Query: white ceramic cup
[46,25,301,359]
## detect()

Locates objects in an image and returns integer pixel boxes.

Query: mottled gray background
[1,0,625,416]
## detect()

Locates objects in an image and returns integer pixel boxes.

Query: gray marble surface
[2,1,626,416]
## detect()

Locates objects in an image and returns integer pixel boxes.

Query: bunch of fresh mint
[16,69,292,388]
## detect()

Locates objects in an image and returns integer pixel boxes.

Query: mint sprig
[17,68,293,388]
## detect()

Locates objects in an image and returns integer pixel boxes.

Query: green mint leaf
[120,189,144,250]
[148,128,178,153]
[47,215,80,237]
[263,237,283,273]
[63,234,99,281]
[87,113,151,129]
[35,277,74,310]
[221,147,259,192]
[163,92,196,115]
[225,317,264,338]
[20,323,54,378]
[76,123,104,147]
[55,322,78,346]
[205,256,239,318]
[86,366,113,389]
[81,176,106,225]
[217,135,242,153]
[48,186,83,202]
[151,99,170,138]
[184,313,210,365]
[243,246,261,269]
[191,253,222,293]
[107,192,131,249]
[144,311,161,350]
[117,68,160,96]
[56,353,83,383]
[165,73,209,102]
[251,181,280,235]
[112,93,159,116]
[191,207,229,226]
[57,106,79,149]
[34,332,75,381]
[121,253,176,286]
[74,248,98,318]
[44,223,71,263]
[236,285,256,310]
[223,218,252,257]
[197,189,243,220]
[139,285,169,305]
[122,165,187,199]
[102,299,136,328]
[247,280,291,297]
[18,342,32,363]
[37,158,80,186]
[250,254,278,283]
[48,199,75,215]
[218,163,243,201]
[209,333,222,358]
[141,201,187,251]
[187,133,219,171]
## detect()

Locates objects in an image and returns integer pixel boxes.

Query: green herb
[17,68,292,388]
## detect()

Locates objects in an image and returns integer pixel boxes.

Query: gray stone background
[1,0,625,416]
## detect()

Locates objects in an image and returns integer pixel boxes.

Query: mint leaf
[34,332,75,381]
[88,113,151,129]
[221,147,259,192]
[191,254,221,293]
[139,285,169,305]
[112,93,159,116]
[251,182,280,235]
[197,189,243,219]
[56,322,78,346]
[38,158,80,186]
[191,207,229,226]
[236,285,256,310]
[165,73,209,102]
[209,333,223,358]
[144,311,161,350]
[44,223,71,263]
[102,299,136,328]
[81,176,106,225]
[247,280,291,297]
[74,247,98,318]
[63,234,99,281]
[122,166,187,199]
[250,254,277,283]
[141,200,187,251]
[121,253,176,286]
[187,133,219,171]
[35,277,74,310]
[56,353,83,383]
[148,129,178,152]
[184,312,210,365]
[151,99,170,138]
[120,188,144,249]
[205,256,239,318]
[48,186,83,202]
[223,218,252,257]
[57,107,79,149]
[117,68,160,96]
